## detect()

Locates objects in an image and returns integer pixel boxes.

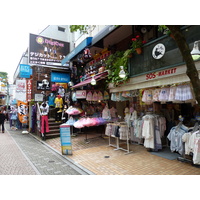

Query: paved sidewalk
[4,123,92,175]
[4,121,200,175]
[0,123,38,175]
[45,131,200,175]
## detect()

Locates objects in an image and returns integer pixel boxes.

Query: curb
[28,132,96,175]
[5,123,95,175]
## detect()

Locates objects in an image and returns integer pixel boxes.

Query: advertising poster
[29,33,70,66]
[15,79,27,101]
[60,124,72,155]
[17,100,28,124]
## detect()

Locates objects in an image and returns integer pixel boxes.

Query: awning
[72,71,108,89]
[61,37,92,65]
[91,25,119,47]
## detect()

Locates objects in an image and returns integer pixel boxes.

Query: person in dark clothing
[0,110,6,133]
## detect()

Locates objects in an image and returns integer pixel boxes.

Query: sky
[0,23,47,83]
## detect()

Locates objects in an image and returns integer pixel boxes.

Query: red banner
[26,79,32,102]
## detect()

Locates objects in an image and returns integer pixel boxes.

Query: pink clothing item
[97,91,103,101]
[92,92,98,101]
[41,115,49,134]
[86,91,93,101]
[152,89,161,102]
[142,90,153,104]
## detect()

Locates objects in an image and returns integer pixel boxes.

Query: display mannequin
[102,104,111,120]
[48,93,55,107]
[110,106,117,119]
[40,102,50,140]
[10,106,18,129]
[54,95,63,122]
[58,86,65,97]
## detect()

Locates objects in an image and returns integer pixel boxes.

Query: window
[58,26,65,32]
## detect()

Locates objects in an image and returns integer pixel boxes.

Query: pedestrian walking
[0,109,6,133]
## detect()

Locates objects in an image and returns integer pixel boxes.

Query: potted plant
[123,48,133,58]
[158,25,174,39]
[131,35,146,54]
[105,51,129,86]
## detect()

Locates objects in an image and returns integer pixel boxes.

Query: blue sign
[19,64,32,78]
[51,72,70,83]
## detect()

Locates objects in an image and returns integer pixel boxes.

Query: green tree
[0,72,8,82]
[70,25,96,34]
[167,25,200,105]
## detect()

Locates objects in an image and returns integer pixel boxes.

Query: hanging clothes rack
[106,123,133,155]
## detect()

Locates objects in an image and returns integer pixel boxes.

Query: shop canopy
[61,37,92,65]
[71,71,108,89]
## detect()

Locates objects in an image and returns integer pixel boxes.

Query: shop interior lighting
[191,40,200,60]
[91,75,96,85]
[119,66,126,78]
[68,81,74,87]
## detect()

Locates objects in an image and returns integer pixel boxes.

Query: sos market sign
[146,67,177,80]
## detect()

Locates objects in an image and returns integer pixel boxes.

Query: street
[0,122,90,175]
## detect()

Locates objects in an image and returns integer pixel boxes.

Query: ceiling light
[91,76,96,85]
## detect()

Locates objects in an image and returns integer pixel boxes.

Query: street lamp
[42,74,49,101]
[119,66,126,78]
[191,40,200,60]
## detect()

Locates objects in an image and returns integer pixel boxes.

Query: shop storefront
[108,59,200,165]
[59,25,200,166]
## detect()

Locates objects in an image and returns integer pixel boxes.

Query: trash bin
[60,124,72,155]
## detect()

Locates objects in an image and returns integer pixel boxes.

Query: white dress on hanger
[142,115,155,149]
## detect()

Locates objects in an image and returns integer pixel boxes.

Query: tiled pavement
[44,131,200,175]
[0,124,38,175]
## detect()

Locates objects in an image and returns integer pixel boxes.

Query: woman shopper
[0,109,6,133]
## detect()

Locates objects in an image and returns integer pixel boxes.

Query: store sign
[60,124,72,155]
[15,79,27,101]
[19,64,32,78]
[29,33,70,66]
[76,90,86,99]
[34,94,44,102]
[146,67,177,80]
[26,79,32,102]
[51,72,70,83]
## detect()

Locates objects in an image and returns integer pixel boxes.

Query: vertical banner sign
[26,79,32,102]
[60,124,72,155]
[15,79,27,101]
[17,100,28,124]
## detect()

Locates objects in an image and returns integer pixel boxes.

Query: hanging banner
[26,79,32,102]
[17,100,28,124]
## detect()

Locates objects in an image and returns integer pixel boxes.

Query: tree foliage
[0,72,8,79]
[167,25,200,105]
[70,25,90,34]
